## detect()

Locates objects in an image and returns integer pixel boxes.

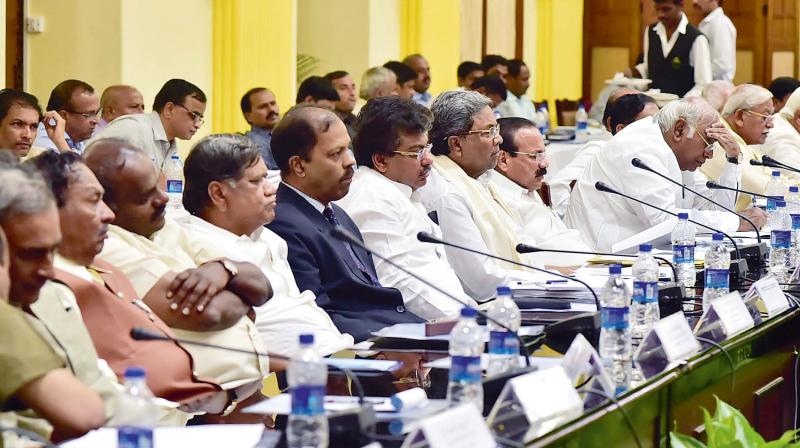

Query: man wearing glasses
[565,99,764,252]
[701,84,776,211]
[34,79,100,154]
[337,96,478,320]
[416,90,545,302]
[92,79,205,171]
[491,117,594,267]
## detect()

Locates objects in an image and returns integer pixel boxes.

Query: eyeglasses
[391,368,431,389]
[393,144,432,161]
[514,150,547,163]
[174,103,205,124]
[66,109,100,119]
[453,123,501,140]
[744,109,774,124]
[688,123,715,153]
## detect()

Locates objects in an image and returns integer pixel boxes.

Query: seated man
[97,85,145,130]
[296,76,340,111]
[337,97,478,320]
[0,89,66,160]
[83,138,272,414]
[768,76,800,111]
[491,118,593,266]
[383,61,417,101]
[549,92,659,216]
[359,67,398,102]
[29,151,227,422]
[267,105,424,342]
[763,86,800,184]
[0,156,106,441]
[471,75,507,117]
[565,99,763,252]
[34,79,99,153]
[415,90,544,302]
[700,84,777,210]
[457,61,485,89]
[179,133,354,357]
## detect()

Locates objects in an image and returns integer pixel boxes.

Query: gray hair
[702,80,735,113]
[359,67,396,101]
[0,152,54,221]
[721,84,773,117]
[655,99,716,135]
[429,90,493,155]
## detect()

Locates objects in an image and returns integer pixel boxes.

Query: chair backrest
[555,98,581,127]
[533,99,549,112]
[538,182,552,207]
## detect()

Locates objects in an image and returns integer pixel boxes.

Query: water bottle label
[449,355,481,383]
[576,121,588,131]
[601,306,629,330]
[792,214,800,230]
[166,179,183,194]
[489,331,519,355]
[118,426,153,448]
[704,269,729,290]
[290,384,325,416]
[632,281,659,303]
[767,198,777,211]
[772,230,792,249]
[672,245,695,264]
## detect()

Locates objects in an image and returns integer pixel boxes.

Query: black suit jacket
[267,183,423,342]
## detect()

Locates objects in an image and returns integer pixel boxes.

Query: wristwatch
[217,258,239,282]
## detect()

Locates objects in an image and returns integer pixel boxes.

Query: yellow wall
[485,0,516,58]
[0,0,6,88]
[460,0,482,64]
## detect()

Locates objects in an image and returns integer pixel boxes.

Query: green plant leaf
[762,429,800,448]
[670,431,707,448]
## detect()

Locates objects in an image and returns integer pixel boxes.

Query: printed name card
[653,312,701,362]
[711,292,755,338]
[404,403,495,448]
[753,276,790,318]
[511,367,583,433]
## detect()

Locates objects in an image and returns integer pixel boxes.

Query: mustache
[535,168,547,177]
[268,112,279,119]
[152,204,166,221]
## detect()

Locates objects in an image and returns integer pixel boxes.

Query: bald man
[97,85,145,131]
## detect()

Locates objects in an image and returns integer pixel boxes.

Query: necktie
[323,206,381,286]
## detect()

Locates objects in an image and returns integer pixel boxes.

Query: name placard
[753,276,790,317]
[653,312,701,362]
[412,403,495,448]
[712,292,755,337]
[510,366,583,431]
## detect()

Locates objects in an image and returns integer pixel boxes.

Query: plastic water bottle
[486,286,521,376]
[631,244,660,340]
[702,233,731,311]
[117,367,156,448]
[791,212,800,267]
[769,201,792,283]
[447,307,484,412]
[671,213,697,297]
[540,105,551,134]
[164,153,184,209]
[599,265,632,395]
[575,104,589,142]
[765,171,785,223]
[288,334,329,448]
[786,186,800,213]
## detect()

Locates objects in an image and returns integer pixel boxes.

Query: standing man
[694,0,736,82]
[627,0,712,97]
[34,79,100,153]
[403,54,432,107]
[92,79,205,171]
[267,105,424,341]
[496,59,536,121]
[325,71,358,139]
[97,85,145,131]
[241,87,281,170]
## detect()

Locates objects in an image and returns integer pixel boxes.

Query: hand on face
[704,122,739,159]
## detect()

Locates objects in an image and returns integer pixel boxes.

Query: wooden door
[764,0,798,82]
[6,0,23,89]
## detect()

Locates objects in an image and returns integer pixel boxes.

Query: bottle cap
[778,200,787,208]
[609,264,622,274]
[639,243,652,252]
[773,171,781,176]
[712,233,724,241]
[460,307,478,318]
[299,334,314,345]
[496,286,511,296]
[791,186,799,193]
[171,153,180,159]
[678,212,689,219]
[124,366,146,379]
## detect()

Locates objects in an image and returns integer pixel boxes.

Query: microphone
[515,243,678,281]
[762,155,800,173]
[631,158,761,245]
[414,231,600,310]
[330,226,532,367]
[705,181,782,201]
[594,181,741,260]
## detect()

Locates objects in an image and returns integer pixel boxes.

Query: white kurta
[336,167,478,319]
[698,7,737,82]
[491,172,594,265]
[762,113,800,184]
[549,140,606,217]
[564,118,741,252]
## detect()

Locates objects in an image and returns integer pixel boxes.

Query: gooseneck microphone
[415,231,601,311]
[762,155,800,173]
[631,157,761,244]
[594,181,741,260]
[329,226,532,366]
[515,244,677,281]
[705,181,782,201]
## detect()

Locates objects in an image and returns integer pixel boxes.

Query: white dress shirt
[564,118,741,251]
[177,215,354,357]
[549,140,606,217]
[762,113,800,184]
[698,7,736,82]
[496,91,538,122]
[635,13,713,97]
[336,167,478,319]
[491,172,594,265]
[416,167,544,301]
